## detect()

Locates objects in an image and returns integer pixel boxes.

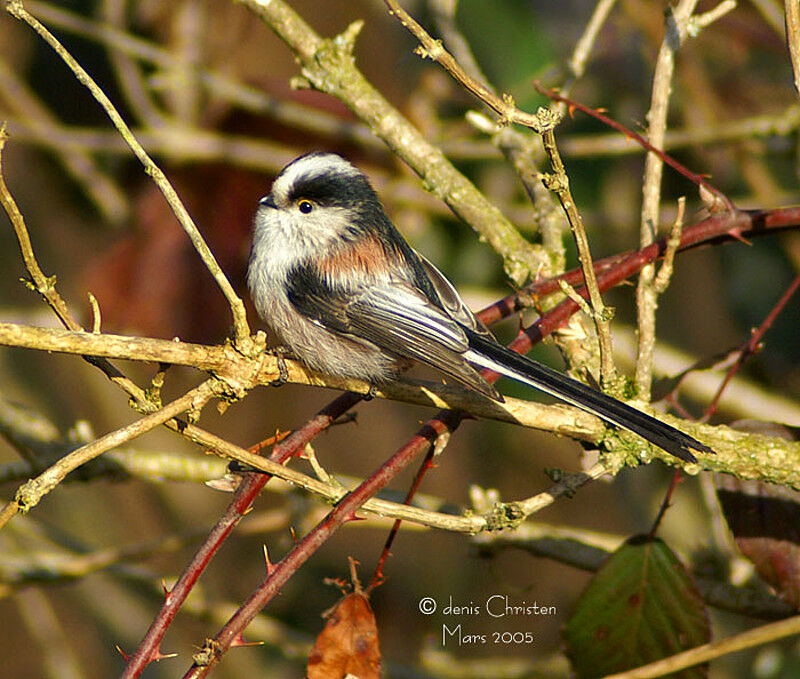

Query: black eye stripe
[288,173,375,208]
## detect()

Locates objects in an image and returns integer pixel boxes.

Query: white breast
[247,209,399,382]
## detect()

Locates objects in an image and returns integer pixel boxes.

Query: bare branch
[5,0,251,345]
[0,320,606,441]
[0,57,127,222]
[237,0,547,285]
[601,614,800,678]
[566,0,618,83]
[382,0,564,136]
[635,0,701,399]
[540,129,617,386]
[0,380,221,530]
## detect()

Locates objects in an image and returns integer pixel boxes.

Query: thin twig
[565,0,618,84]
[534,83,735,213]
[689,0,737,33]
[558,105,800,157]
[122,392,362,676]
[703,272,800,421]
[5,0,251,346]
[238,0,546,286]
[786,0,800,98]
[603,614,800,679]
[648,469,684,536]
[653,198,686,293]
[635,0,701,401]
[370,440,439,589]
[382,0,552,131]
[181,411,463,678]
[0,380,220,530]
[1,128,85,330]
[540,128,617,386]
[514,462,609,515]
[0,126,146,401]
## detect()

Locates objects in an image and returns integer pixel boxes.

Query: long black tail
[465,332,713,463]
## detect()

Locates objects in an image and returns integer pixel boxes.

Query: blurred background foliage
[0,0,799,677]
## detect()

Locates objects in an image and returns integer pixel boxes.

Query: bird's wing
[287,262,500,399]
[412,251,493,337]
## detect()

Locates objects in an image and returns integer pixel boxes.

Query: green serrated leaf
[563,535,710,678]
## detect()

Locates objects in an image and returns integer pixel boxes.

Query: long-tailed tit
[248,152,712,463]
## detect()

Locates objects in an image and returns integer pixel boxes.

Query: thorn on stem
[263,544,274,574]
[230,633,262,648]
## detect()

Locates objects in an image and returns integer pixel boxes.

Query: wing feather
[414,251,493,337]
[287,261,500,399]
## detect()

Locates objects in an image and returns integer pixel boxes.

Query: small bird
[247,152,712,463]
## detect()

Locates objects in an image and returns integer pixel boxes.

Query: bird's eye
[298,200,313,214]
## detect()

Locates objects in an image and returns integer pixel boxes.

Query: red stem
[703,272,800,421]
[479,208,800,337]
[183,410,464,678]
[121,391,363,678]
[533,81,735,212]
[649,469,684,537]
[369,442,438,590]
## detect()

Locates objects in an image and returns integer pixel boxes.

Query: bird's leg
[269,346,291,387]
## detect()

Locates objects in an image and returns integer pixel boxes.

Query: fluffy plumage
[248,152,713,463]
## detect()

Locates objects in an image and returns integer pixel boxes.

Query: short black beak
[259,194,277,209]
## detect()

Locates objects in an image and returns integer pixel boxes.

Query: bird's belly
[260,295,399,383]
